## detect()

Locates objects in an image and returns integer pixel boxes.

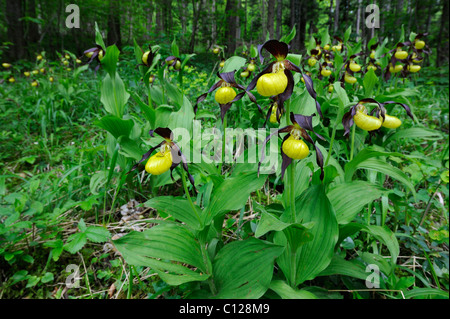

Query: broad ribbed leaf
[169,96,195,133]
[383,127,443,146]
[338,223,399,265]
[327,181,388,224]
[276,185,338,286]
[403,288,449,299]
[318,255,369,280]
[269,280,317,299]
[203,172,267,225]
[145,196,202,230]
[95,115,134,140]
[363,68,378,97]
[255,211,315,238]
[356,157,415,196]
[221,56,246,73]
[294,185,338,284]
[113,224,208,286]
[100,72,130,118]
[211,238,284,299]
[101,45,120,78]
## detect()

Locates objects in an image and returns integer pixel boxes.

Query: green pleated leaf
[276,185,338,286]
[95,115,134,140]
[344,147,416,197]
[221,56,246,73]
[318,255,369,281]
[355,157,415,197]
[280,25,296,44]
[255,211,315,239]
[338,223,399,266]
[294,185,338,285]
[100,72,130,118]
[203,172,267,225]
[403,288,449,299]
[327,181,389,224]
[145,196,202,230]
[169,96,195,133]
[269,280,317,299]
[211,238,284,299]
[363,68,378,97]
[383,127,443,146]
[113,224,209,286]
[101,45,120,79]
[94,22,106,51]
[131,92,155,127]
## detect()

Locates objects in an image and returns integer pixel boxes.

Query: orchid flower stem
[148,85,153,109]
[350,124,356,161]
[219,113,227,173]
[180,167,201,226]
[289,161,296,224]
[284,99,296,223]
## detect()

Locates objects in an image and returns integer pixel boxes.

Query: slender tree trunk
[395,0,404,39]
[329,0,333,31]
[436,0,449,67]
[107,0,122,48]
[276,0,282,39]
[225,0,238,54]
[5,0,25,60]
[267,0,275,39]
[189,0,202,53]
[334,0,340,33]
[261,0,266,41]
[356,0,361,41]
[26,0,40,48]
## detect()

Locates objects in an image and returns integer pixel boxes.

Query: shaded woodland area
[1,0,448,66]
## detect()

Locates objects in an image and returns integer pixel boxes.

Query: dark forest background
[0,0,448,66]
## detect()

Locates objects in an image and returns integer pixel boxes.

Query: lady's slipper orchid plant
[258,113,325,180]
[128,127,196,191]
[83,45,105,72]
[194,70,261,122]
[342,98,414,136]
[165,56,182,71]
[247,39,323,118]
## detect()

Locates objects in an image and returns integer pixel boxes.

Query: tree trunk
[225,0,238,54]
[436,0,449,67]
[107,0,122,48]
[356,0,361,41]
[267,0,275,39]
[329,0,333,31]
[395,0,404,39]
[276,0,282,39]
[6,0,26,60]
[26,0,40,48]
[334,0,340,33]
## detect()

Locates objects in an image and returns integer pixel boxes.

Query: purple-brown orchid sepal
[127,127,197,192]
[194,70,262,122]
[258,112,325,181]
[248,39,323,119]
